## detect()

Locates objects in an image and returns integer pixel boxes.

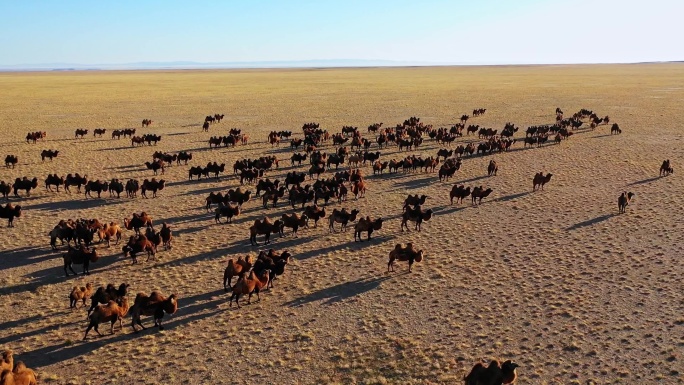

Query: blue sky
[1,0,682,66]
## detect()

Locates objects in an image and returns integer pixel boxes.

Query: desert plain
[0,64,683,384]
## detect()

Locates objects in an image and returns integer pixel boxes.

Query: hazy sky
[1,0,682,65]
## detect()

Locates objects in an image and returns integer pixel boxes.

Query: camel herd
[2,105,676,384]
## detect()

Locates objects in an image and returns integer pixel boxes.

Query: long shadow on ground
[565,214,615,231]
[295,234,397,261]
[490,191,531,203]
[626,176,662,186]
[0,245,56,272]
[25,197,126,212]
[284,275,395,307]
[0,250,125,296]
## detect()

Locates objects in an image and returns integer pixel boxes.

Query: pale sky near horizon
[1,0,682,66]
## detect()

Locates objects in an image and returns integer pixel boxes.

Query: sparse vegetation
[0,65,681,384]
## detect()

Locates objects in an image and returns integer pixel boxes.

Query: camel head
[1,349,12,362]
[165,294,179,314]
[501,360,519,371]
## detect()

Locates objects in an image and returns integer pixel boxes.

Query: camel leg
[83,324,93,340]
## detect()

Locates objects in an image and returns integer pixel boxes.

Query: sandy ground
[0,64,683,385]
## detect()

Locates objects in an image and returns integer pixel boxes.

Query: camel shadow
[295,234,396,261]
[0,316,79,346]
[0,247,58,272]
[0,252,125,296]
[166,178,224,188]
[174,224,211,236]
[591,134,612,139]
[104,164,141,171]
[3,195,43,203]
[456,175,489,184]
[565,214,615,231]
[627,176,661,186]
[164,145,219,154]
[393,175,436,189]
[284,275,393,307]
[26,197,126,212]
[96,146,135,152]
[491,191,531,203]
[0,314,56,337]
[157,211,211,225]
[506,146,540,154]
[179,185,227,196]
[433,204,467,215]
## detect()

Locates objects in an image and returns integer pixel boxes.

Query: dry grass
[0,64,683,384]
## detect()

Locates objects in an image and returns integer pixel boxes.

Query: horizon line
[0,59,682,73]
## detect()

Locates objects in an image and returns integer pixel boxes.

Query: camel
[618,192,635,214]
[660,160,673,176]
[487,160,498,176]
[83,297,130,340]
[532,172,553,191]
[63,245,99,276]
[403,194,428,211]
[464,359,519,385]
[215,203,240,224]
[12,177,38,197]
[44,174,65,192]
[280,213,308,237]
[328,208,360,232]
[303,205,326,227]
[122,234,156,263]
[351,180,367,199]
[471,186,493,205]
[130,291,178,332]
[124,212,153,234]
[40,149,59,162]
[401,205,433,231]
[249,217,283,245]
[353,217,383,241]
[388,243,424,272]
[450,185,471,205]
